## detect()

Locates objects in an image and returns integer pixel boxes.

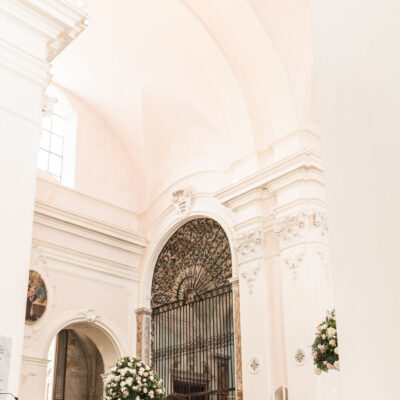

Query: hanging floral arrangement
[103,356,165,400]
[312,310,340,374]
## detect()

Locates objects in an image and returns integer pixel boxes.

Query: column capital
[273,208,329,247]
[134,307,152,316]
[233,228,263,264]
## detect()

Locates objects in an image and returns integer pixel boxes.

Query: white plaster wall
[20,178,146,400]
[311,1,400,398]
[61,89,142,212]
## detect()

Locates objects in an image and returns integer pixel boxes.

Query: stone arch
[140,206,237,310]
[42,310,123,372]
[150,217,237,398]
[151,217,232,308]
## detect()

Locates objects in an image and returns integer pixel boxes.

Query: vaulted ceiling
[53,0,314,208]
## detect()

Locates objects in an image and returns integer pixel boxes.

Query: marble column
[229,277,243,400]
[0,1,87,395]
[135,307,152,365]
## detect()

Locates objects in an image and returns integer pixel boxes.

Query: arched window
[38,86,77,188]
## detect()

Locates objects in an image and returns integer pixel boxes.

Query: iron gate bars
[152,284,235,400]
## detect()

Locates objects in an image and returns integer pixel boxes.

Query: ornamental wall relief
[171,188,192,219]
[293,348,306,366]
[282,248,304,281]
[234,229,262,261]
[248,357,260,374]
[312,211,329,241]
[151,218,232,308]
[240,262,260,295]
[273,212,306,243]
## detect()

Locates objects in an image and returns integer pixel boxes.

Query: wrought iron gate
[151,218,236,400]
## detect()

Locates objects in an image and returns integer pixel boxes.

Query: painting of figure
[25,270,47,324]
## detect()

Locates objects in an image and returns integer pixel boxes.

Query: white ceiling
[52,0,314,208]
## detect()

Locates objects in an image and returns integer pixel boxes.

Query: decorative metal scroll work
[151,218,232,308]
[151,218,235,399]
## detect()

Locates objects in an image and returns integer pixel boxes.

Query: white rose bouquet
[312,310,340,374]
[104,356,165,400]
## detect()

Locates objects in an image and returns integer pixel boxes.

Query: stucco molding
[234,229,263,264]
[282,247,304,281]
[273,212,306,243]
[171,188,193,219]
[0,0,88,88]
[31,239,140,281]
[240,261,260,295]
[34,200,147,254]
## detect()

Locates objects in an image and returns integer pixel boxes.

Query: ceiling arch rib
[181,0,299,149]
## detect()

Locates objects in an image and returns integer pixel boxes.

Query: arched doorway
[151,218,235,399]
[45,323,112,400]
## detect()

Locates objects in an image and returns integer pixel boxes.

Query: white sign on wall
[0,335,12,392]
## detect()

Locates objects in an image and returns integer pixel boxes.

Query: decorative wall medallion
[25,270,48,325]
[273,212,306,242]
[248,357,260,374]
[234,229,262,262]
[240,262,260,295]
[283,248,304,280]
[293,348,306,366]
[172,188,192,219]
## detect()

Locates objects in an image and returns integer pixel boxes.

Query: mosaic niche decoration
[25,270,47,324]
[151,218,232,308]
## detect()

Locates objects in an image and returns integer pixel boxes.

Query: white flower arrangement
[104,356,165,400]
[312,310,340,374]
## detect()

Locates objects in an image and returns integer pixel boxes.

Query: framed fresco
[25,270,47,324]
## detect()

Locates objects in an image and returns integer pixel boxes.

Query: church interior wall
[0,1,363,399]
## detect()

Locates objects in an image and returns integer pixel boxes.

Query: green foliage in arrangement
[312,310,340,374]
[104,356,165,400]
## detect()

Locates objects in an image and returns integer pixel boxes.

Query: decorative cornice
[0,39,50,87]
[0,0,88,99]
[31,239,140,281]
[1,0,88,60]
[216,150,323,207]
[34,200,147,254]
[21,355,49,366]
